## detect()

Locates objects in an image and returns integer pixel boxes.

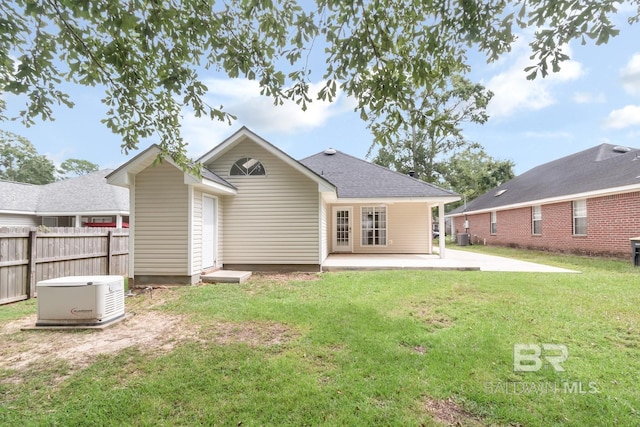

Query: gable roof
[107,144,236,194]
[0,170,129,215]
[449,143,640,215]
[198,126,336,193]
[299,150,459,200]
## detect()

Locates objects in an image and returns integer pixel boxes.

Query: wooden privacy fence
[0,227,129,306]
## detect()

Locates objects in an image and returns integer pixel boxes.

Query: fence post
[26,230,37,298]
[107,230,113,275]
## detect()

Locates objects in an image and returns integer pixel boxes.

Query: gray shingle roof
[202,167,236,189]
[0,170,129,214]
[0,181,40,212]
[450,143,640,214]
[299,150,459,199]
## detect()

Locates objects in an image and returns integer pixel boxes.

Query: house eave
[36,210,130,216]
[188,177,238,195]
[333,196,461,204]
[446,183,640,217]
[0,209,37,215]
[198,126,336,192]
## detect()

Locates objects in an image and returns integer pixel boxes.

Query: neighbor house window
[230,157,265,176]
[532,205,542,235]
[490,211,497,234]
[42,217,58,227]
[573,200,587,235]
[361,206,387,246]
[91,217,112,223]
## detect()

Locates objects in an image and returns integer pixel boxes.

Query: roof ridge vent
[612,145,631,153]
[324,148,337,155]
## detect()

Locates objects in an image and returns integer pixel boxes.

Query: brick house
[446,144,640,258]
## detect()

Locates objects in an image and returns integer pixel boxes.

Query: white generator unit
[36,275,125,326]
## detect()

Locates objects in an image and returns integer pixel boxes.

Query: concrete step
[201,270,252,284]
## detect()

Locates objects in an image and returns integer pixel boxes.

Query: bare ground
[0,286,296,383]
[423,396,486,426]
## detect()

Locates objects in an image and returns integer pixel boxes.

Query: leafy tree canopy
[1,1,637,168]
[442,146,516,209]
[59,158,99,178]
[0,130,57,184]
[0,130,99,183]
[371,74,492,183]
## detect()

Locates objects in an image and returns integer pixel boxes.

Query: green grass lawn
[1,249,639,426]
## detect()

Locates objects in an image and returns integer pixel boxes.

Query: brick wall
[452,191,640,258]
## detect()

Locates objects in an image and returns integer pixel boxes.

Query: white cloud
[572,91,606,104]
[182,78,353,156]
[485,40,583,119]
[603,105,640,129]
[621,53,640,95]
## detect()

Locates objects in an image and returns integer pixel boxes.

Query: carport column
[75,214,82,228]
[116,215,123,228]
[438,202,445,259]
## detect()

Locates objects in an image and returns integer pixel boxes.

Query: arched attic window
[229,157,266,176]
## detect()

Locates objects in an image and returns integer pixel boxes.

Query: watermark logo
[483,344,599,395]
[513,343,568,372]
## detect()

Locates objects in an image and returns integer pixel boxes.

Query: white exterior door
[202,196,216,269]
[332,207,353,252]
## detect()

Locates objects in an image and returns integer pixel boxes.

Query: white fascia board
[0,209,37,215]
[335,196,460,205]
[318,182,336,193]
[36,210,130,216]
[199,127,336,192]
[107,145,164,187]
[447,183,640,217]
[322,191,338,204]
[190,178,237,195]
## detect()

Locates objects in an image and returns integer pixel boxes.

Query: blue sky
[3,18,640,177]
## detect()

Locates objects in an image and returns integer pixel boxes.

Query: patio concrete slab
[201,270,252,284]
[322,249,578,273]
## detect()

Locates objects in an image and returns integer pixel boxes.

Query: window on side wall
[532,205,542,235]
[490,211,497,235]
[573,200,587,235]
[361,206,387,246]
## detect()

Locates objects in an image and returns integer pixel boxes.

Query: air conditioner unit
[36,275,125,326]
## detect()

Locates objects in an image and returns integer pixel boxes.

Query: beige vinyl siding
[134,161,190,275]
[0,214,38,227]
[320,197,328,262]
[206,140,319,264]
[191,189,202,274]
[328,202,430,254]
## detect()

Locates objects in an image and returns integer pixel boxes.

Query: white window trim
[490,211,497,235]
[229,157,267,176]
[572,200,587,236]
[532,205,542,235]
[361,206,387,246]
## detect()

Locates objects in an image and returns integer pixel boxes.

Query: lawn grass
[1,251,639,426]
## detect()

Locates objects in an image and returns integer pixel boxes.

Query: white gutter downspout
[439,202,445,259]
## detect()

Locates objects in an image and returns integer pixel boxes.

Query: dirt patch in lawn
[0,310,199,374]
[209,320,298,347]
[423,397,485,426]
[0,286,296,384]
